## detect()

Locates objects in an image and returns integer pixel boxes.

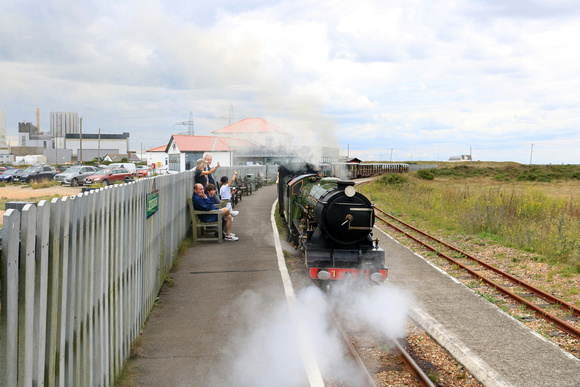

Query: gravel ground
[387,219,580,359]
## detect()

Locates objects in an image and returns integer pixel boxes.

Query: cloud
[1,0,579,163]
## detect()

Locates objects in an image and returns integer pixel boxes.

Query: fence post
[19,203,37,387]
[34,200,51,386]
[1,209,21,387]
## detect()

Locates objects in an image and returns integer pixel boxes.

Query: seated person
[219,173,239,216]
[192,183,238,241]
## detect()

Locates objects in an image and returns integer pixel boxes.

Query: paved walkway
[132,185,313,386]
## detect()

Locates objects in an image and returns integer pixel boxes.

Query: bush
[378,174,408,185]
[416,169,435,180]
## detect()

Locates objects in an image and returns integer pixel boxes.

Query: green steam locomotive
[278,163,387,289]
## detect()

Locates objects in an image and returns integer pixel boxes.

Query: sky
[1,0,579,164]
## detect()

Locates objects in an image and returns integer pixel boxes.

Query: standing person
[194,158,218,190]
[219,172,239,216]
[192,183,238,241]
[202,152,219,187]
[202,152,220,204]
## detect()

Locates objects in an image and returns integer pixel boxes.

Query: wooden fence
[1,171,192,387]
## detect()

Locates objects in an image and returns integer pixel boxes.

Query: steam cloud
[207,283,412,386]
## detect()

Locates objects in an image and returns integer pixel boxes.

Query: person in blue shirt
[192,183,238,241]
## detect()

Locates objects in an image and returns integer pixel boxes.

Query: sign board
[147,190,159,219]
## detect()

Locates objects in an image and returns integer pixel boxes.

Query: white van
[108,163,137,176]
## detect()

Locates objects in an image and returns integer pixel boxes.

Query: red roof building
[212,118,292,147]
[165,135,256,171]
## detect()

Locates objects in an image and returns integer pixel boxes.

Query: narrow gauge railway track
[373,206,580,340]
[328,310,436,387]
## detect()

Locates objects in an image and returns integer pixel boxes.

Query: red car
[136,167,150,178]
[84,168,133,186]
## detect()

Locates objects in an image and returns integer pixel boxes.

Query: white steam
[207,283,412,387]
[328,283,412,339]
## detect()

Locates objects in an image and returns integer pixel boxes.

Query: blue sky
[1,0,579,164]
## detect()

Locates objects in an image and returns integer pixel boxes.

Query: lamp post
[54,132,59,169]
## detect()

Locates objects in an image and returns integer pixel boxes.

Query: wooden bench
[233,176,249,198]
[257,172,269,187]
[187,197,223,244]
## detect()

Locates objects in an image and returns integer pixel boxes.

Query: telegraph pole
[98,128,101,164]
[79,117,83,164]
[55,133,58,168]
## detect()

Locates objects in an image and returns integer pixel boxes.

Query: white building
[0,110,6,146]
[146,145,169,172]
[449,155,472,162]
[51,112,79,149]
[65,132,130,162]
[0,110,13,164]
[18,122,54,148]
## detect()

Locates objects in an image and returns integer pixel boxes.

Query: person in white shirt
[219,172,239,216]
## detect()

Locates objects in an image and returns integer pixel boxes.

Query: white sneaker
[231,210,239,217]
[225,234,239,241]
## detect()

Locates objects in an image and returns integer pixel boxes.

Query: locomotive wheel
[286,224,292,243]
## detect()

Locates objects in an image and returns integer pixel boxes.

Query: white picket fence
[1,171,193,387]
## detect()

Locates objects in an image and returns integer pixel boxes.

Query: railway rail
[373,206,580,340]
[328,310,436,387]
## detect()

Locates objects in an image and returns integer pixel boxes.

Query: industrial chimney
[36,108,40,131]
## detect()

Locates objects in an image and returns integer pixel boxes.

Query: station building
[160,118,341,172]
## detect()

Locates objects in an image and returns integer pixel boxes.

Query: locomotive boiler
[279,165,387,288]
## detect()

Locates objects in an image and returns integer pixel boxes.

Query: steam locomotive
[278,163,387,289]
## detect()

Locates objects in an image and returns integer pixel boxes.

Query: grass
[30,180,61,189]
[362,165,580,270]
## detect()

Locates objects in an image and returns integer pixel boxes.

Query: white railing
[1,171,193,387]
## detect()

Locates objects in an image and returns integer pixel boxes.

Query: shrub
[416,169,435,180]
[377,174,408,185]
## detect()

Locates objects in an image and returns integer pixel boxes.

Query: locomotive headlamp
[344,185,356,197]
[370,272,384,282]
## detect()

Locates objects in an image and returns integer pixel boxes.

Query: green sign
[146,191,159,219]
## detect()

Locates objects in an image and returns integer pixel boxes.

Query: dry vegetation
[0,184,81,226]
[363,162,580,268]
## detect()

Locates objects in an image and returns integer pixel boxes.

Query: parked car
[54,165,99,186]
[84,168,133,186]
[108,162,136,176]
[0,167,7,173]
[12,165,59,184]
[136,166,150,178]
[0,169,23,182]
